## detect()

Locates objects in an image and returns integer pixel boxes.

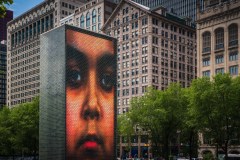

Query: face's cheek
[98,90,114,155]
[66,88,86,154]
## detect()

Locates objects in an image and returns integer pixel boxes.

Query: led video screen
[40,25,117,160]
[66,29,116,160]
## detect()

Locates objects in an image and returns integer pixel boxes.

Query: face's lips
[75,134,104,151]
[83,141,98,150]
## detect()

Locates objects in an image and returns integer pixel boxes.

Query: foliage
[0,0,13,18]
[188,74,240,159]
[0,97,39,156]
[119,85,188,159]
[203,152,214,160]
[118,74,240,159]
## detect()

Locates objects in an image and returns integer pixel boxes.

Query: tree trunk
[189,130,193,160]
[12,149,15,160]
[224,141,228,160]
[163,134,170,160]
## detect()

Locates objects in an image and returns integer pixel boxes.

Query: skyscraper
[102,0,197,157]
[0,10,13,41]
[0,42,7,108]
[130,0,204,22]
[7,0,85,107]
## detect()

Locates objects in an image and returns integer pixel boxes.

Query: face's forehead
[66,30,114,58]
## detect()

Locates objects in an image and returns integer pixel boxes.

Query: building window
[50,14,53,28]
[92,25,96,31]
[21,29,25,41]
[202,58,210,66]
[98,23,101,30]
[86,12,90,28]
[142,17,148,26]
[80,15,84,28]
[215,68,224,74]
[46,16,49,30]
[98,15,101,22]
[215,55,224,64]
[29,25,32,37]
[142,76,147,83]
[152,17,158,25]
[202,32,211,53]
[215,28,224,50]
[92,9,96,24]
[152,36,158,45]
[41,18,44,33]
[229,51,238,61]
[228,24,238,46]
[11,34,14,46]
[26,27,29,39]
[229,65,238,75]
[202,70,210,77]
[142,36,148,45]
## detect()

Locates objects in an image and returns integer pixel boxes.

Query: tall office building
[118,0,205,22]
[0,42,7,108]
[196,0,240,157]
[0,10,13,41]
[6,0,86,107]
[102,0,197,157]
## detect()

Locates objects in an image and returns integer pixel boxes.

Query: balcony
[229,40,238,47]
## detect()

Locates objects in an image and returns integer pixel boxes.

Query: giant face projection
[66,29,116,160]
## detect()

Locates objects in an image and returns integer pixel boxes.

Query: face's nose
[82,69,100,120]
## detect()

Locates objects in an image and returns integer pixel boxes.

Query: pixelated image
[66,29,116,160]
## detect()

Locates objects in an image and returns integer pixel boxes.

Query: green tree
[129,87,164,157]
[127,84,186,159]
[159,83,187,159]
[179,88,199,160]
[0,0,13,18]
[117,114,134,154]
[0,97,39,157]
[189,74,240,159]
[0,107,13,155]
[10,97,39,157]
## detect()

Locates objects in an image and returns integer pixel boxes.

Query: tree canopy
[0,97,39,157]
[118,74,240,159]
[0,0,13,18]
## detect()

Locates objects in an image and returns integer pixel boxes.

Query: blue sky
[7,0,44,18]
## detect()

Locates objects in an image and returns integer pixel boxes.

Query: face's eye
[99,73,114,92]
[67,70,83,88]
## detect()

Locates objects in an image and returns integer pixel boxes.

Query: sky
[7,0,44,18]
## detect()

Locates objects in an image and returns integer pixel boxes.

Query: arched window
[80,15,84,28]
[86,12,90,28]
[215,28,224,50]
[202,32,211,53]
[228,24,238,46]
[135,13,138,19]
[92,9,96,24]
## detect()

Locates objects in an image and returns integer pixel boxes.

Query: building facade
[196,0,240,78]
[0,10,13,41]
[60,0,117,33]
[0,42,7,108]
[114,0,204,22]
[196,0,240,157]
[6,0,85,107]
[102,0,197,157]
